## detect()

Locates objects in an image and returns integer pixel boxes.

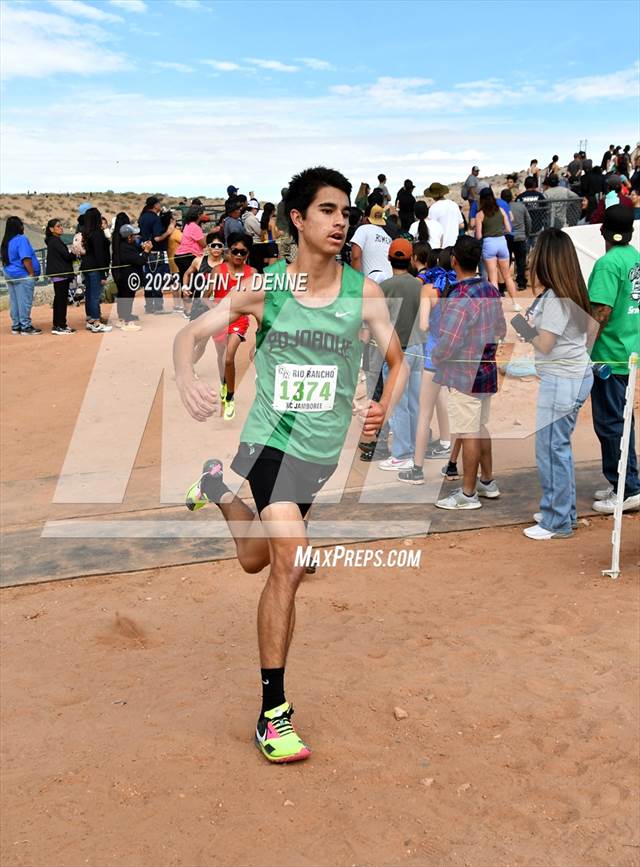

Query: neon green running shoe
[220,382,227,402]
[255,702,311,764]
[223,398,235,421]
[185,458,224,511]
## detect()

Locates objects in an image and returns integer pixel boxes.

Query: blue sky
[1,0,638,199]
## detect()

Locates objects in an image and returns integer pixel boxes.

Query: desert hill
[0,169,527,249]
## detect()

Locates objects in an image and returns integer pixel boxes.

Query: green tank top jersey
[240,259,364,464]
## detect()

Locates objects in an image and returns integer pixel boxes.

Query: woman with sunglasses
[181,231,225,319]
[209,232,255,421]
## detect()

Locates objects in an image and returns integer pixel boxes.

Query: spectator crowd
[2,145,639,532]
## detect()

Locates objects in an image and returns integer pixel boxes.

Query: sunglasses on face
[230,248,248,257]
[209,243,223,249]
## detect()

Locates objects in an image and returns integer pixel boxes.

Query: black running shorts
[231,443,337,517]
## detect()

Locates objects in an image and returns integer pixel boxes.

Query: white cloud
[330,84,359,95]
[154,61,195,73]
[109,0,147,11]
[296,57,334,71]
[2,64,637,199]
[328,67,639,113]
[172,0,210,7]
[201,59,241,71]
[245,58,298,73]
[373,149,487,163]
[549,63,640,102]
[454,78,503,90]
[0,5,128,80]
[48,0,123,22]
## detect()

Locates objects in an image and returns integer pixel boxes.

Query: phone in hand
[511,314,538,342]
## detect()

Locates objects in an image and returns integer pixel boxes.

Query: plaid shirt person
[431,277,506,395]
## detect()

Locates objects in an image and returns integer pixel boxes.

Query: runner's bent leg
[217,491,270,573]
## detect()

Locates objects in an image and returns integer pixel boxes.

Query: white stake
[602,353,639,580]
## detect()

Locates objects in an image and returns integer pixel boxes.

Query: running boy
[174,167,407,763]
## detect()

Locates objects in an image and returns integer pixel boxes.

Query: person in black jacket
[580,165,607,219]
[112,224,152,331]
[395,179,416,232]
[81,207,111,333]
[45,218,76,333]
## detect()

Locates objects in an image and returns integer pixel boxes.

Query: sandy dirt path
[1,520,638,867]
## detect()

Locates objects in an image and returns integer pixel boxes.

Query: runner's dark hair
[285,166,352,242]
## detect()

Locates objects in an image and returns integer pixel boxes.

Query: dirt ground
[1,302,639,867]
[1,522,639,867]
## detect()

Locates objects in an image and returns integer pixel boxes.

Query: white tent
[563,220,640,282]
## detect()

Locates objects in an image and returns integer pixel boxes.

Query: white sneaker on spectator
[534,512,579,529]
[592,493,640,514]
[435,488,482,510]
[378,457,412,471]
[523,524,572,540]
[476,479,500,498]
[594,486,614,500]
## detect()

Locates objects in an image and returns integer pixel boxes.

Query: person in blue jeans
[80,208,112,333]
[1,216,42,335]
[519,229,595,540]
[378,238,424,471]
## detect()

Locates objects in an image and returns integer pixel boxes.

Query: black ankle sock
[480,478,493,485]
[200,471,230,503]
[261,668,285,714]
[226,391,234,402]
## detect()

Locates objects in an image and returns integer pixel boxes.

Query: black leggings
[175,253,195,288]
[52,278,71,328]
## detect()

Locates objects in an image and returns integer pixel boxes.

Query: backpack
[460,181,469,201]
